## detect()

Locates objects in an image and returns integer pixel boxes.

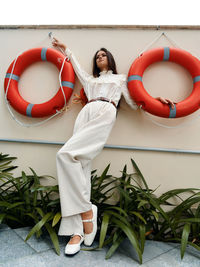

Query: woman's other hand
[52,38,66,52]
[156,97,175,109]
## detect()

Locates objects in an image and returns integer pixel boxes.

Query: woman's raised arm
[52,38,90,89]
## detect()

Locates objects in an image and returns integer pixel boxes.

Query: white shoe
[65,234,84,255]
[82,204,98,246]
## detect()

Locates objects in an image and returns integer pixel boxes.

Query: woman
[53,39,174,255]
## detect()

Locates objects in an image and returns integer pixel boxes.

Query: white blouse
[65,48,138,110]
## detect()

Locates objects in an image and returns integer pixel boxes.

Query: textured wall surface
[1,26,200,195]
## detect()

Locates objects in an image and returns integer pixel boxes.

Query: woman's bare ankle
[81,209,93,234]
[81,208,93,220]
[68,235,81,244]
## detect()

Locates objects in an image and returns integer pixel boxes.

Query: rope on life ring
[128,47,200,118]
[4,47,75,118]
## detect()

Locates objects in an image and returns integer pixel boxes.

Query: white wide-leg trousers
[56,101,116,236]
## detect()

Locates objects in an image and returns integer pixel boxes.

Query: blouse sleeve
[65,48,90,88]
[121,76,138,110]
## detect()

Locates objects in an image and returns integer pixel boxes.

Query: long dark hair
[92,47,121,110]
[93,48,117,77]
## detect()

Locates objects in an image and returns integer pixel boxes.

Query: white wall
[1,26,200,195]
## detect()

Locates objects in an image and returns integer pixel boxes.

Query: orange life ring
[80,88,88,105]
[4,47,75,117]
[128,47,200,118]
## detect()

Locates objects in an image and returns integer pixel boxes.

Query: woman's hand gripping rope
[52,37,67,55]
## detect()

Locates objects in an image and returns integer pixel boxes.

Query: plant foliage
[0,153,61,255]
[0,153,200,263]
[91,159,200,264]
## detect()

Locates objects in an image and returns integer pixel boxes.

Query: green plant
[0,153,17,178]
[0,153,61,255]
[92,159,200,264]
[1,153,200,262]
[157,187,200,258]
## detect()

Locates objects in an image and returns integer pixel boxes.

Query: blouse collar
[99,70,113,76]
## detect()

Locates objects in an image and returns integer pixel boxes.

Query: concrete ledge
[0,25,200,30]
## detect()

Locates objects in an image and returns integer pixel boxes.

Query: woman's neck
[100,67,108,72]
